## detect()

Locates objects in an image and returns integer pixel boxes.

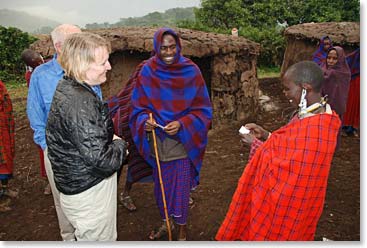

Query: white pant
[44,148,76,241]
[60,173,118,241]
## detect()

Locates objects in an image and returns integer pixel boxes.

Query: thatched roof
[284,22,360,45]
[31,27,260,58]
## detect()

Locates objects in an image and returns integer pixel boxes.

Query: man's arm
[26,72,47,150]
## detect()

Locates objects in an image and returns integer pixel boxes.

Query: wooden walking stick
[150,113,172,241]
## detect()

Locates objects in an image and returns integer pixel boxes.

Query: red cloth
[25,71,32,88]
[216,111,340,241]
[343,75,360,128]
[0,81,15,176]
[249,137,263,161]
[38,146,46,177]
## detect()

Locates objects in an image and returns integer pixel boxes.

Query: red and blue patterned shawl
[346,48,360,79]
[129,28,212,184]
[312,36,332,66]
[107,61,153,183]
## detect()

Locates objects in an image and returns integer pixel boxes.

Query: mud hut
[31,27,260,126]
[281,22,360,75]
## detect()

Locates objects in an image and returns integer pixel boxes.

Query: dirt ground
[0,77,360,241]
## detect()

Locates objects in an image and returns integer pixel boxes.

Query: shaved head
[284,61,324,92]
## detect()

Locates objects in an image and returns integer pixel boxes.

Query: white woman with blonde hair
[46,32,128,241]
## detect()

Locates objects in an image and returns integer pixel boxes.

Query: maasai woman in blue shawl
[312,36,332,66]
[129,28,212,240]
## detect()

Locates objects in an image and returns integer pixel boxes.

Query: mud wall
[30,27,260,126]
[211,52,259,126]
[281,36,359,76]
[103,50,150,97]
[281,22,360,76]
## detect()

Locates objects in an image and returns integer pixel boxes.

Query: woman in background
[321,46,351,149]
[312,36,332,66]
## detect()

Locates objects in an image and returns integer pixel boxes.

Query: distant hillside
[0,9,60,34]
[85,7,196,29]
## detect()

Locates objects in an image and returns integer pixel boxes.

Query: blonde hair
[60,32,111,83]
[50,24,81,50]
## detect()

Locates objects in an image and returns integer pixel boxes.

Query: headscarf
[321,46,351,116]
[312,36,332,66]
[129,28,212,184]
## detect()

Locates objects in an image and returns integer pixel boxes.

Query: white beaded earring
[298,88,307,113]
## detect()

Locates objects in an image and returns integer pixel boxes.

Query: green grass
[257,66,280,79]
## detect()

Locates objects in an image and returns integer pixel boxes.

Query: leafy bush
[240,26,286,66]
[0,25,37,76]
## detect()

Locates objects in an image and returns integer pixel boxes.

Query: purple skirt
[153,158,196,225]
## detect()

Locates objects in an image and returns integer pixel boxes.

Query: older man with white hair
[26,24,89,241]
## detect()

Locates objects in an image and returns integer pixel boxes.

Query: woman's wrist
[262,130,271,140]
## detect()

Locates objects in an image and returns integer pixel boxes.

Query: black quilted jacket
[46,76,127,195]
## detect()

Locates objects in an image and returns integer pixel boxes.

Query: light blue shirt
[27,54,102,150]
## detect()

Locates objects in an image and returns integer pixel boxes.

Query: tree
[182,0,360,67]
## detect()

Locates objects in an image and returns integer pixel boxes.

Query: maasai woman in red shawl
[216,61,340,241]
[343,48,360,136]
[129,28,212,241]
[312,36,332,66]
[321,46,351,149]
[0,80,16,199]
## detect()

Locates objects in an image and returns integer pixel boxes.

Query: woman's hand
[164,121,181,135]
[240,133,255,146]
[245,123,270,140]
[144,119,157,132]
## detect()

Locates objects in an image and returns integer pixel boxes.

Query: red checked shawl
[0,80,15,176]
[216,111,340,241]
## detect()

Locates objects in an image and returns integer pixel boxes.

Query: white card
[239,126,250,134]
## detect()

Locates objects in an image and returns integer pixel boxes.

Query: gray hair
[50,24,81,50]
[284,61,324,92]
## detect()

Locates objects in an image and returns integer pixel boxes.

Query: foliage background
[0,1,360,86]
[178,0,360,68]
[0,26,36,84]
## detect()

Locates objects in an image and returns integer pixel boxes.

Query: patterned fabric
[343,48,360,127]
[129,28,212,184]
[216,111,341,241]
[0,81,15,178]
[154,158,196,225]
[107,61,153,183]
[312,36,332,66]
[321,46,351,117]
[248,137,263,161]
